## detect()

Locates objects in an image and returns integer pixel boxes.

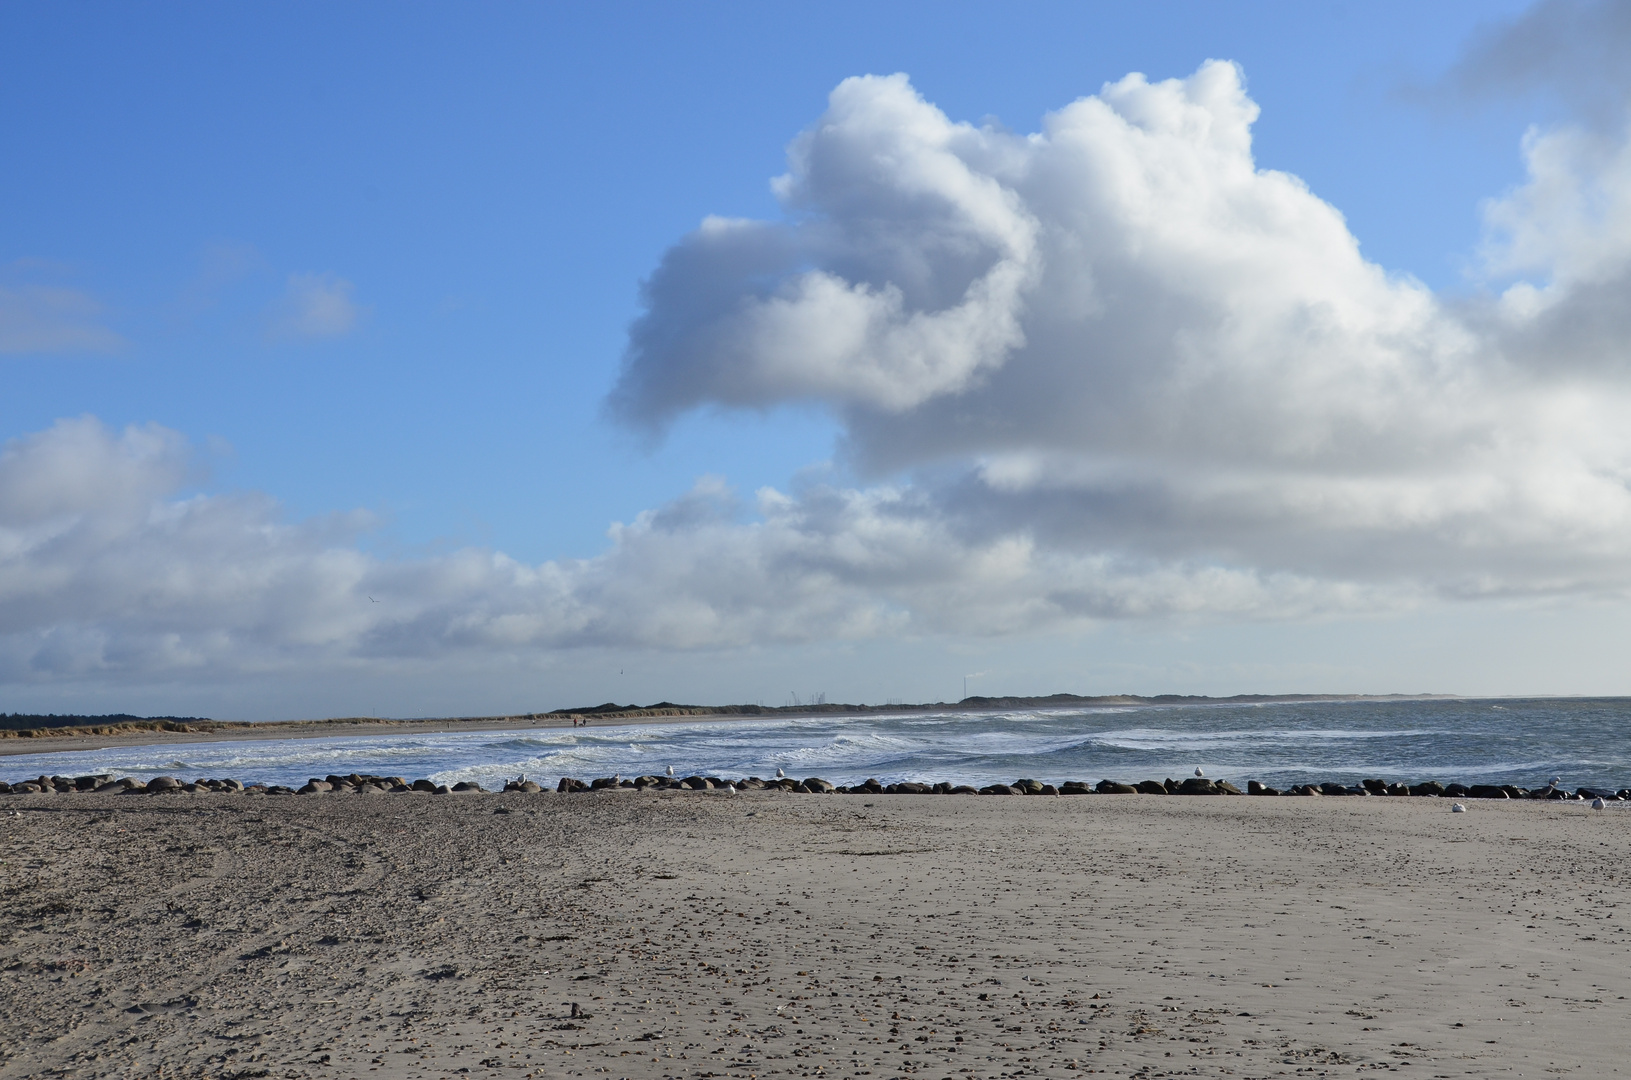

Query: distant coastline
[0,692,1460,756]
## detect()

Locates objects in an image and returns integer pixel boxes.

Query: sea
[5,697,1631,793]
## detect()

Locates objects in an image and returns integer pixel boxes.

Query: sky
[5,0,1631,719]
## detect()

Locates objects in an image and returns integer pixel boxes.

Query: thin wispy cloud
[266,271,365,341]
[0,282,123,355]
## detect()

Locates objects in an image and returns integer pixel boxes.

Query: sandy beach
[2,791,1627,1079]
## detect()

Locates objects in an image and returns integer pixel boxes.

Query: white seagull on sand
[1450,802,1467,813]
[1593,797,1607,810]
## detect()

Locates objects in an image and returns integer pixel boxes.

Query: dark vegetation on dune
[0,692,1429,739]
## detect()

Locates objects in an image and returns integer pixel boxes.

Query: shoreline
[0,692,1469,758]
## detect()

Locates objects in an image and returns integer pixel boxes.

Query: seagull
[1194,768,1205,778]
[776,767,786,779]
[613,774,622,785]
[1593,797,1607,810]
[368,596,380,603]
[666,765,675,777]
[1450,802,1467,813]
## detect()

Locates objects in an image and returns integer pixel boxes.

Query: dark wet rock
[296,783,324,795]
[450,781,485,793]
[1215,781,1243,795]
[1059,781,1092,795]
[1163,778,1180,794]
[1386,783,1410,796]
[556,777,588,793]
[1468,785,1509,799]
[1578,787,1617,801]
[979,784,1017,795]
[1409,781,1445,796]
[305,780,334,793]
[894,782,929,795]
[1360,778,1388,794]
[407,778,435,792]
[949,784,980,795]
[73,775,104,791]
[682,776,710,790]
[266,785,295,795]
[0,781,10,794]
[1247,780,1269,795]
[858,778,885,794]
[1500,785,1526,798]
[1179,777,1218,795]
[1012,779,1044,795]
[738,778,767,790]
[93,780,125,793]
[1318,782,1350,796]
[147,776,182,793]
[1289,784,1321,796]
[1135,780,1167,795]
[804,777,835,793]
[1095,780,1138,794]
[1038,784,1060,796]
[517,781,543,793]
[1443,783,1471,798]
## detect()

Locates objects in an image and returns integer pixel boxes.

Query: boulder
[1013,779,1045,795]
[1386,783,1411,796]
[1179,777,1217,795]
[1443,783,1471,798]
[803,777,835,793]
[949,785,980,795]
[682,776,710,790]
[1361,778,1388,794]
[1059,781,1092,795]
[1468,785,1509,799]
[1038,784,1060,796]
[411,778,438,792]
[305,780,334,793]
[1409,781,1445,797]
[1247,780,1269,795]
[1163,778,1181,794]
[1214,781,1243,795]
[147,776,182,792]
[1318,783,1351,796]
[450,781,484,793]
[1135,780,1167,795]
[894,782,929,795]
[73,775,103,791]
[1095,780,1138,794]
[979,784,1017,795]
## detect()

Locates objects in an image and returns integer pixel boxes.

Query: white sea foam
[5,700,1630,791]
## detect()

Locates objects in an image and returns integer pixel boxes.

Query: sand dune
[1,792,1626,1078]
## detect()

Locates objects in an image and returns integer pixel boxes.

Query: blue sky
[6,1,1631,718]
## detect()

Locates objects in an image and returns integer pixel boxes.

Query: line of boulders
[5,771,1627,800]
[0,772,501,796]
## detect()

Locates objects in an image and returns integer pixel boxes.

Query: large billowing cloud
[6,57,1631,688]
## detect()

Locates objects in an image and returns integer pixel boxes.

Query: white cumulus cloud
[9,55,1631,694]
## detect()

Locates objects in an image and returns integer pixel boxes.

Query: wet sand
[1,792,1627,1079]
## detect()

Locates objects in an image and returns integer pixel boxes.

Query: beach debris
[1450,802,1467,812]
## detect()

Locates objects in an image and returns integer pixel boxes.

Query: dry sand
[1,792,1627,1079]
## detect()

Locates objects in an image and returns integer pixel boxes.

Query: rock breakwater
[4,770,1627,800]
